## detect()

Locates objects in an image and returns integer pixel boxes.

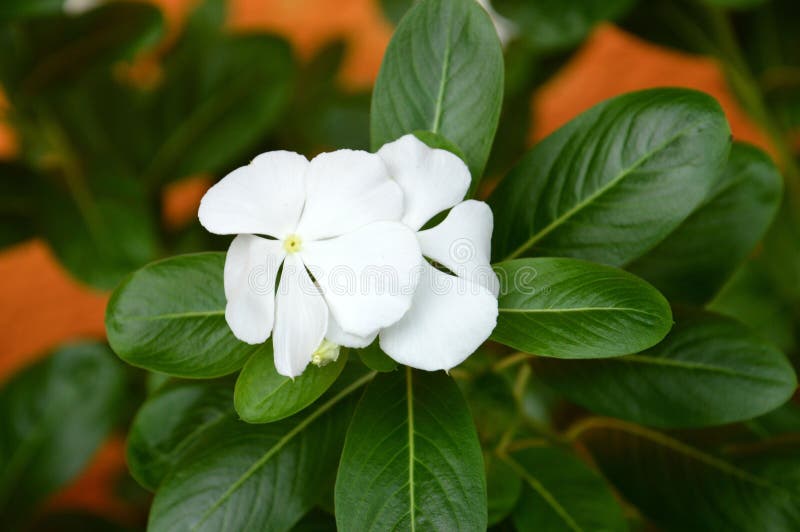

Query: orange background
[0,0,771,524]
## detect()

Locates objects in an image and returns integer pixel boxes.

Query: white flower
[63,0,102,15]
[477,0,517,47]
[327,135,499,371]
[199,149,421,378]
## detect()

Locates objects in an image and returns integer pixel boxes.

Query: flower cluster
[199,134,498,377]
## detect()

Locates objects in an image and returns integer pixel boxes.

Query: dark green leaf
[148,367,374,532]
[0,0,63,22]
[0,3,164,94]
[629,142,782,304]
[371,0,504,183]
[106,253,262,378]
[356,340,397,372]
[335,368,487,530]
[127,381,233,491]
[504,446,627,532]
[489,88,731,265]
[486,453,521,526]
[234,344,347,423]
[533,311,797,428]
[494,0,635,52]
[491,258,672,358]
[0,343,125,524]
[574,417,800,530]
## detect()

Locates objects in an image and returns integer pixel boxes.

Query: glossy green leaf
[573,417,800,530]
[504,446,627,532]
[234,344,347,423]
[127,381,233,491]
[629,142,782,304]
[371,0,504,182]
[106,253,262,378]
[494,0,635,52]
[148,367,374,531]
[532,311,797,428]
[489,88,731,265]
[335,368,487,530]
[0,343,125,524]
[491,258,672,358]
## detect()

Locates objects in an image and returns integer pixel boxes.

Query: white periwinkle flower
[327,134,499,371]
[199,149,421,378]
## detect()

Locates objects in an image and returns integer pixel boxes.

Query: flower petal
[295,150,402,240]
[326,314,377,348]
[377,134,470,230]
[301,221,422,337]
[272,254,329,378]
[199,151,308,238]
[224,235,285,344]
[417,200,499,295]
[379,261,498,371]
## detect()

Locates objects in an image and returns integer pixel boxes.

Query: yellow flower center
[283,234,303,254]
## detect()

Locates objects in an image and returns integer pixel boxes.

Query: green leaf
[0,2,164,94]
[629,142,782,304]
[148,367,374,532]
[486,453,521,526]
[0,163,37,248]
[127,381,233,491]
[370,0,504,183]
[532,311,797,428]
[573,417,800,530]
[146,3,294,183]
[0,343,125,525]
[234,344,348,423]
[493,0,635,52]
[356,340,397,372]
[503,446,627,532]
[106,253,262,378]
[489,88,731,264]
[0,0,63,22]
[335,368,487,530]
[491,258,672,358]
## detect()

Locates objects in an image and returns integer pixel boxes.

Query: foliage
[2,0,800,529]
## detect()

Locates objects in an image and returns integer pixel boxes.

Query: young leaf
[503,446,627,532]
[573,417,800,530]
[335,368,487,530]
[148,367,374,532]
[0,343,125,525]
[234,344,348,424]
[532,311,797,428]
[371,0,504,183]
[491,258,672,358]
[628,142,782,304]
[127,381,234,491]
[106,253,261,378]
[489,88,731,264]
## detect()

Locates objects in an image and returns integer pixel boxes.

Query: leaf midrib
[505,120,707,260]
[498,306,664,321]
[118,310,224,323]
[620,354,788,384]
[406,366,417,532]
[189,371,376,531]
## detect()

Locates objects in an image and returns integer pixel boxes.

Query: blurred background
[1,0,798,529]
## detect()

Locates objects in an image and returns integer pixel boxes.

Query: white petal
[272,254,328,378]
[477,0,517,47]
[295,150,402,240]
[377,134,470,230]
[379,262,498,371]
[301,221,422,337]
[417,200,499,296]
[326,314,377,348]
[223,235,285,344]
[198,151,308,238]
